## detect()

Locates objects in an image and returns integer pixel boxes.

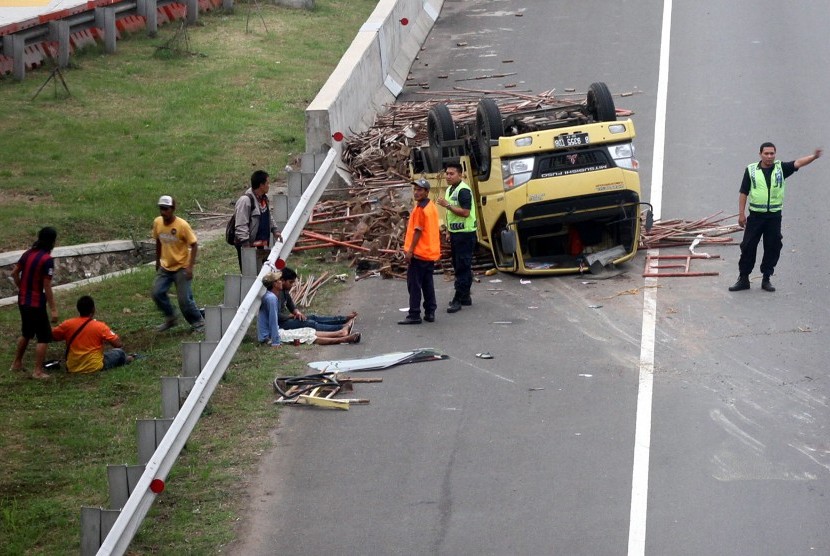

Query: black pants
[450,231,476,300]
[407,257,437,318]
[738,211,782,277]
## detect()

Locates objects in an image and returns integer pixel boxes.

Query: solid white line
[627,0,672,554]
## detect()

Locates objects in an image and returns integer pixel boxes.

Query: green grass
[0,0,377,251]
[1,244,354,554]
[0,0,377,553]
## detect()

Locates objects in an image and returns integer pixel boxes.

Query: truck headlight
[607,143,639,171]
[501,157,535,191]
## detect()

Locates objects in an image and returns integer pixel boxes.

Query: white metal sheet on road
[231,1,830,555]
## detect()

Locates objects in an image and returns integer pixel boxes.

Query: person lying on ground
[276,267,358,332]
[258,272,360,347]
[51,295,135,373]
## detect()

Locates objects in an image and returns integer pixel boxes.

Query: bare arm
[794,148,822,169]
[108,336,124,349]
[11,263,21,288]
[155,239,161,271]
[737,193,748,228]
[186,243,198,279]
[44,277,57,323]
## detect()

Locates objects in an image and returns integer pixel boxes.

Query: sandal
[346,332,361,344]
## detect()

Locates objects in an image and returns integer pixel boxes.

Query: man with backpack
[231,170,282,273]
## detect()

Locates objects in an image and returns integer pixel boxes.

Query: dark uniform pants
[407,257,437,318]
[738,211,783,277]
[450,231,476,300]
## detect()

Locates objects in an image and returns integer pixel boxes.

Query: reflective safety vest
[445,181,477,233]
[747,160,785,213]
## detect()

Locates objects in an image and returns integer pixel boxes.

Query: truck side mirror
[500,229,516,255]
[645,209,654,232]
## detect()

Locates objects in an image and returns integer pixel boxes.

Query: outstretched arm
[794,148,822,169]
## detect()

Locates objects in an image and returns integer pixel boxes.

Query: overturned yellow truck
[410,82,651,275]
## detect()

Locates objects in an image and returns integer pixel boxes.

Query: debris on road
[273,373,382,410]
[308,348,449,373]
[640,211,742,249]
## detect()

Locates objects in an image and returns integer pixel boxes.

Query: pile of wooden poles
[289,271,337,308]
[639,211,743,249]
[299,88,604,278]
[340,87,593,190]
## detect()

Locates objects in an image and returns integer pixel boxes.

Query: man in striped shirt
[11,227,58,380]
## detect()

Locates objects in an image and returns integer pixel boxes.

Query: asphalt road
[232,2,830,554]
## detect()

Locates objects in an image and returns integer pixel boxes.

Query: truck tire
[475,98,503,180]
[587,82,616,122]
[427,104,456,168]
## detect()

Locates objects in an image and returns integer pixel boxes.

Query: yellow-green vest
[747,160,785,213]
[445,181,477,233]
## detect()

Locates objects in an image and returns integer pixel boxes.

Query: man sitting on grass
[52,295,135,374]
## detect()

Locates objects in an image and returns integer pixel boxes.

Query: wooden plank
[297,395,350,410]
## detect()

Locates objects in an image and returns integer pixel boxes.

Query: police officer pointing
[729,143,822,292]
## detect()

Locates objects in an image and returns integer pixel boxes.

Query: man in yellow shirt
[152,195,206,332]
[52,295,135,373]
[399,179,441,325]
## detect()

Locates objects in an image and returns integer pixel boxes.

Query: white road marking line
[628,0,672,554]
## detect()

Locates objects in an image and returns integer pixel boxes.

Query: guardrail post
[204,306,239,342]
[137,0,159,36]
[272,194,289,231]
[161,376,198,418]
[224,274,258,307]
[80,506,121,556]
[182,340,218,377]
[48,21,71,67]
[185,0,199,25]
[137,418,173,465]
[241,247,259,277]
[94,7,118,54]
[3,34,26,81]
[107,464,145,509]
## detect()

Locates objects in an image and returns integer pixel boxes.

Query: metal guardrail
[96,148,337,555]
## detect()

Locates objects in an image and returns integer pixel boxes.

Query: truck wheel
[427,104,456,168]
[475,98,503,180]
[587,82,616,122]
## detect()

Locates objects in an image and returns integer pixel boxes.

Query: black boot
[728,275,750,291]
[761,275,776,292]
[458,294,472,306]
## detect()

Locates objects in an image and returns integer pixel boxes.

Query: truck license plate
[554,132,589,148]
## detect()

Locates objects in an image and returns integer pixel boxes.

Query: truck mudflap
[495,193,645,275]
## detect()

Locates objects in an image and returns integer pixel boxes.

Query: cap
[158,195,174,207]
[262,271,282,287]
[412,178,430,190]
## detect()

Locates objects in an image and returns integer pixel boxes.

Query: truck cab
[411,83,648,275]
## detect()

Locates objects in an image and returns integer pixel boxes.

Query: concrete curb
[0,240,141,267]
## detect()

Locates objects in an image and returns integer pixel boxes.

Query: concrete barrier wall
[305,0,443,155]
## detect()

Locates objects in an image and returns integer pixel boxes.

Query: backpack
[225,193,256,246]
